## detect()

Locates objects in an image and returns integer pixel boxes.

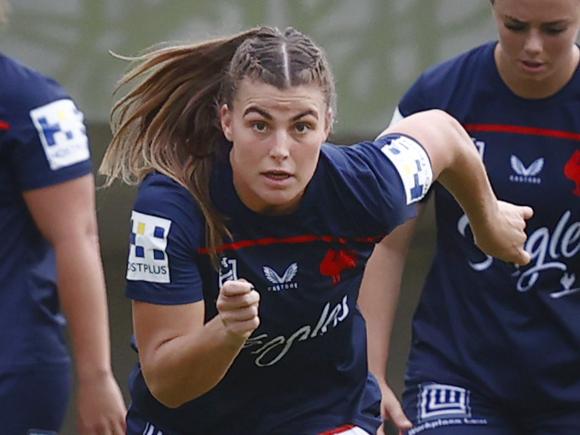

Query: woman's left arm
[23,174,127,435]
[382,109,533,265]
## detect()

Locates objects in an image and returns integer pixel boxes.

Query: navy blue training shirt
[397,41,580,409]
[124,135,433,435]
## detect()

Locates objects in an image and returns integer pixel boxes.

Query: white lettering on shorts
[408,384,487,434]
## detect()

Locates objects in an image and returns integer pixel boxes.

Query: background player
[360,0,580,433]
[0,2,126,434]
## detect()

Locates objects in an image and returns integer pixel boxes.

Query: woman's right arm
[134,279,260,408]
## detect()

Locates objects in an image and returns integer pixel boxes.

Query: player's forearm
[54,233,114,380]
[141,315,246,408]
[359,219,417,387]
[434,119,498,231]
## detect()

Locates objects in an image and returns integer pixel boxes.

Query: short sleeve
[6,77,92,190]
[322,134,433,234]
[125,174,205,305]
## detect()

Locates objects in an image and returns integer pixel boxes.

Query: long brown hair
[100,26,336,262]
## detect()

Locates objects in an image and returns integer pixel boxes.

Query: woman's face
[220,78,332,215]
[493,0,580,89]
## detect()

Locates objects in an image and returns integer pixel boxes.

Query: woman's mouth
[520,59,546,74]
[263,170,292,180]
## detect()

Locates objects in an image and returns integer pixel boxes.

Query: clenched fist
[472,200,534,265]
[216,279,260,340]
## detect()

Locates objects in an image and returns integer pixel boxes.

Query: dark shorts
[127,408,176,435]
[0,364,72,435]
[402,381,580,435]
[127,406,373,435]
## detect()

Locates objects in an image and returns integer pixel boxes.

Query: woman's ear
[220,104,233,142]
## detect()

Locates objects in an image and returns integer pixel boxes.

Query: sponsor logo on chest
[458,210,579,298]
[509,154,543,184]
[263,263,299,291]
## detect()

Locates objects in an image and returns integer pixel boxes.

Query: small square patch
[29,99,90,170]
[380,135,432,204]
[127,211,171,283]
[418,383,471,422]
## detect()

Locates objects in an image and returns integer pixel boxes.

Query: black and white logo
[418,383,471,422]
[510,155,543,184]
[263,263,298,291]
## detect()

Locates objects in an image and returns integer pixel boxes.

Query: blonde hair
[100,26,336,262]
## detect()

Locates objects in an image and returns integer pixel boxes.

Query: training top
[396,41,580,408]
[124,135,432,435]
[0,53,92,371]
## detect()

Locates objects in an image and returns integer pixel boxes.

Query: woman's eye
[252,122,268,133]
[505,22,526,32]
[295,122,312,134]
[544,26,566,35]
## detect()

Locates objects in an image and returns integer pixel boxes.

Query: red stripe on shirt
[0,120,10,130]
[197,234,383,254]
[464,123,580,141]
[319,424,356,435]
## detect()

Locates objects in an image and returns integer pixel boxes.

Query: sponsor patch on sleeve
[380,135,432,204]
[127,211,172,283]
[29,99,90,170]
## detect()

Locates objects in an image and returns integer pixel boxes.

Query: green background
[1,2,496,433]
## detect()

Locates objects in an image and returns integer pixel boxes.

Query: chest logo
[509,155,543,184]
[263,263,298,291]
[564,150,580,196]
[320,249,358,285]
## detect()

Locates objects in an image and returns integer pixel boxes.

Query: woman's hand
[471,200,533,265]
[376,382,412,435]
[217,279,261,340]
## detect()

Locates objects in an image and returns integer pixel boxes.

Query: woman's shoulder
[134,172,204,225]
[0,53,70,113]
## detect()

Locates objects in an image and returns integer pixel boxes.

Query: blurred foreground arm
[24,174,127,435]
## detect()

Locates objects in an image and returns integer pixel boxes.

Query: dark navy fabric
[0,364,72,435]
[124,136,428,434]
[0,52,91,373]
[398,42,580,421]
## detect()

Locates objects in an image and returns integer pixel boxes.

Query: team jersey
[0,53,92,370]
[124,135,432,435]
[397,41,580,409]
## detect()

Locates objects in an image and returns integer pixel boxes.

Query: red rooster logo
[564,150,580,196]
[320,249,358,285]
